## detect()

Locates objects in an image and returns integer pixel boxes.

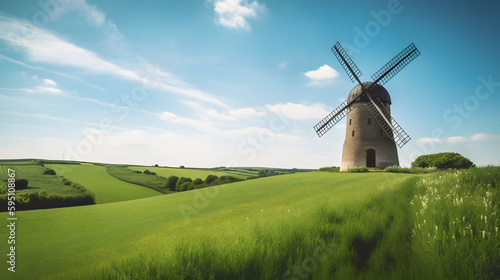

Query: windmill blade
[314,100,351,137]
[332,41,363,84]
[371,43,420,85]
[364,95,411,148]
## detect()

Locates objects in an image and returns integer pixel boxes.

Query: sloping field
[128,166,250,179]
[0,172,406,280]
[46,164,162,203]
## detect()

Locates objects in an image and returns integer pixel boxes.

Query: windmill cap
[347,82,391,104]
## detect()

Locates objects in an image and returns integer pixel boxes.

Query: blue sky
[0,0,499,168]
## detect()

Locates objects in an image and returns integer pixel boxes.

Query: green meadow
[46,164,161,203]
[0,164,498,280]
[128,166,252,179]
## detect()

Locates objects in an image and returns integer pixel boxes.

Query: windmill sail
[314,100,351,137]
[371,43,420,85]
[364,96,411,147]
[331,42,362,84]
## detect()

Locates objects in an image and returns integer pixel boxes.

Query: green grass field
[46,164,162,204]
[0,166,498,280]
[128,166,251,179]
[0,171,406,279]
[0,164,86,196]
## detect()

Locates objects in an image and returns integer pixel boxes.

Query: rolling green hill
[46,164,161,203]
[0,167,498,280]
[0,171,406,279]
[128,166,252,179]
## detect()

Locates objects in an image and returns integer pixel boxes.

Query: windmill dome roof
[347,82,391,104]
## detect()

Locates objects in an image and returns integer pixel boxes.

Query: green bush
[176,177,192,190]
[165,176,179,191]
[193,178,203,185]
[411,152,474,170]
[16,179,29,190]
[177,181,192,192]
[319,166,340,172]
[205,174,218,185]
[384,166,412,173]
[348,167,369,173]
[43,168,56,175]
[143,169,151,175]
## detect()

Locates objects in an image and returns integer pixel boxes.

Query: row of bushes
[162,174,243,192]
[0,178,96,211]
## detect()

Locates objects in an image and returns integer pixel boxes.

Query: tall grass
[90,167,499,280]
[408,167,499,279]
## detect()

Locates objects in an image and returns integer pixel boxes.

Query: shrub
[205,175,218,185]
[319,166,340,172]
[43,168,56,175]
[132,170,142,174]
[348,167,369,173]
[384,166,412,173]
[143,169,151,175]
[176,177,192,190]
[193,178,203,185]
[177,181,192,192]
[150,172,157,176]
[411,152,474,170]
[16,179,29,190]
[165,176,179,191]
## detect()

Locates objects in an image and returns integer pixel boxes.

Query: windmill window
[368,118,371,125]
[352,130,355,137]
[349,119,351,125]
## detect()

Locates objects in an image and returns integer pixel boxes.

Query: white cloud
[417,133,500,144]
[304,64,340,87]
[278,61,288,70]
[43,79,57,86]
[0,16,225,107]
[266,102,331,120]
[213,0,263,30]
[159,111,216,132]
[418,137,443,143]
[228,107,266,119]
[446,136,467,143]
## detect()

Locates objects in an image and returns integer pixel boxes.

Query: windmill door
[366,149,376,167]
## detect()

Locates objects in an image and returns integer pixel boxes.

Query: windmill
[314,42,420,171]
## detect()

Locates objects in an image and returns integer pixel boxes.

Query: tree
[177,181,192,192]
[43,168,56,175]
[154,164,159,167]
[16,179,29,190]
[179,165,185,169]
[205,174,218,185]
[143,169,151,175]
[193,178,203,185]
[165,176,179,191]
[176,177,192,190]
[411,152,474,170]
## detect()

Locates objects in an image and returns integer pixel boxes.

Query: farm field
[0,164,85,196]
[0,171,405,279]
[0,166,498,280]
[46,164,162,204]
[128,166,253,179]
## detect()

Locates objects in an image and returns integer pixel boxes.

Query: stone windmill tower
[314,42,420,171]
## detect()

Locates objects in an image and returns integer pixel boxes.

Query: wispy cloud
[0,16,225,107]
[266,102,331,120]
[213,0,263,30]
[158,111,216,132]
[418,133,500,144]
[0,54,106,91]
[304,64,340,87]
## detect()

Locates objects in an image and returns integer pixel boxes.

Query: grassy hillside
[128,166,251,179]
[0,171,406,280]
[0,167,498,280]
[46,164,161,203]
